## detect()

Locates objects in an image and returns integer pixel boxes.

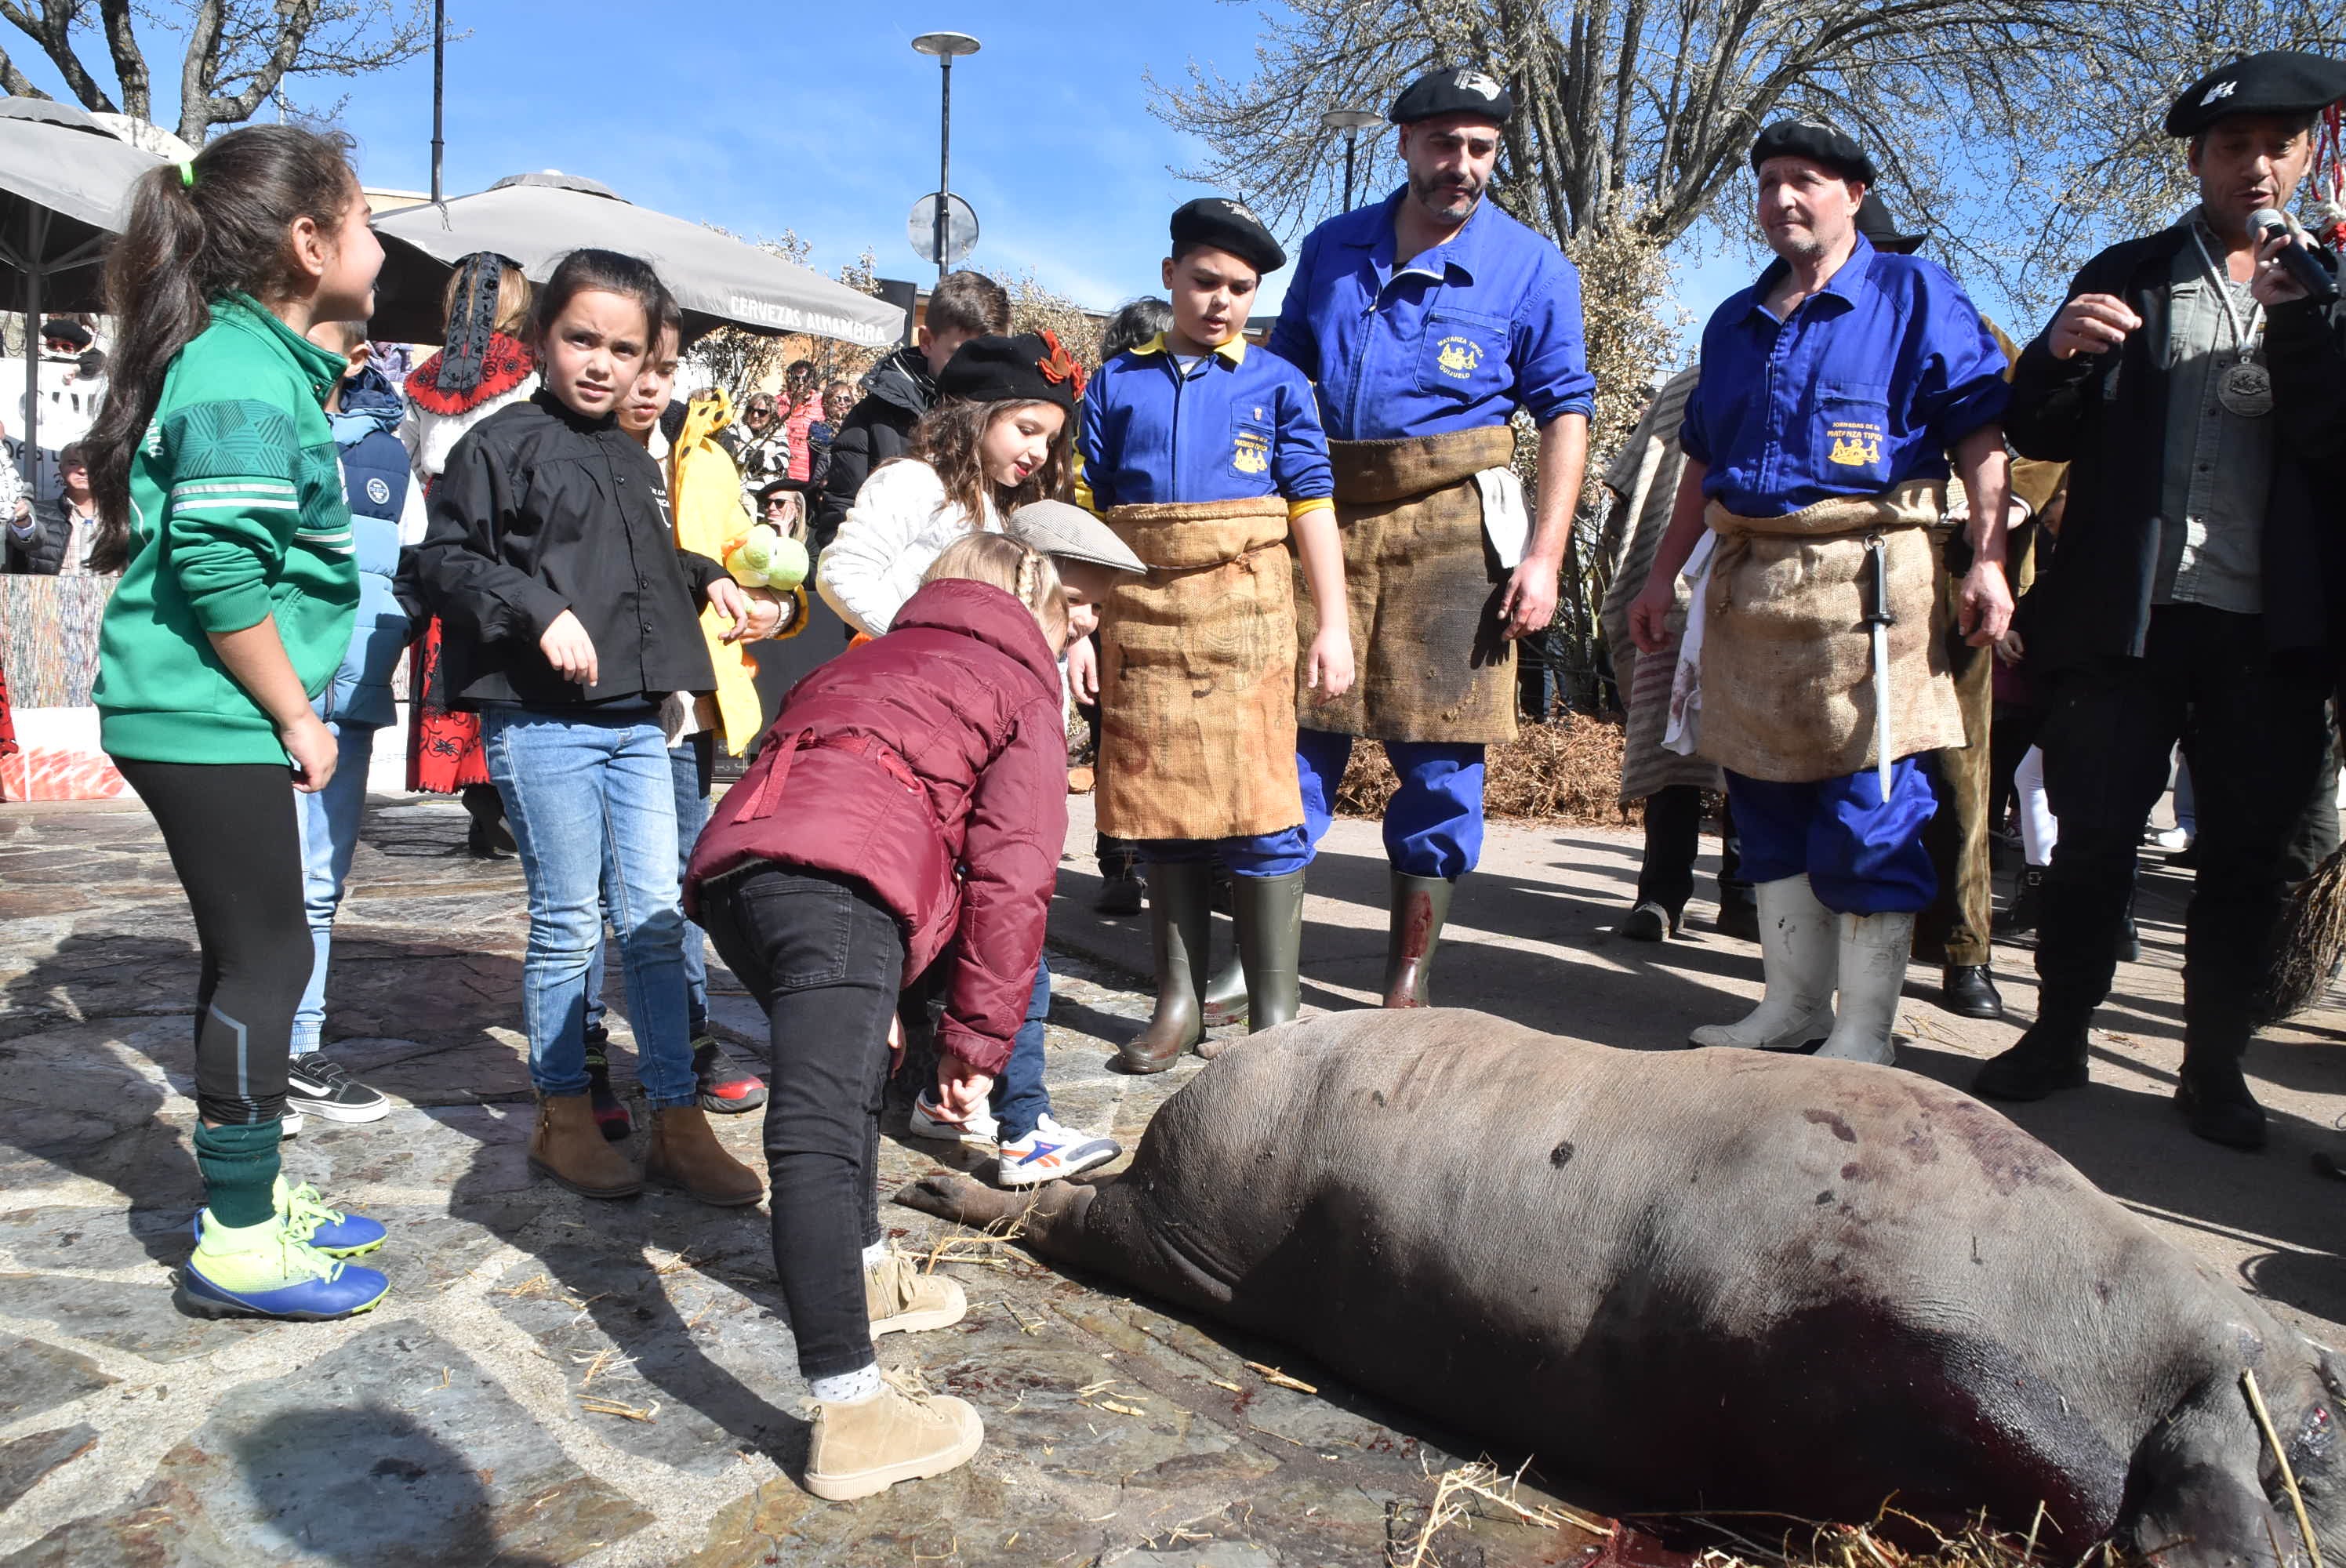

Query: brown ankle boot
[804,1377,984,1501]
[528,1093,642,1198]
[643,1105,764,1207]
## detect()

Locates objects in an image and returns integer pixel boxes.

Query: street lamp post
[1322,107,1382,212]
[430,0,445,204]
[913,31,982,285]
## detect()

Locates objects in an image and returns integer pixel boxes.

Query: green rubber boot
[1381,872,1454,1008]
[1120,861,1212,1074]
[1231,871,1306,1037]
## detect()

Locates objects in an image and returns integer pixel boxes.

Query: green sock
[193,1120,282,1229]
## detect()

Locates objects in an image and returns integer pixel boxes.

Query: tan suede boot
[804,1377,983,1501]
[642,1105,764,1207]
[866,1247,968,1338]
[528,1094,641,1199]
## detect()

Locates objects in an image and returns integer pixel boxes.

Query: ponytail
[85,125,358,571]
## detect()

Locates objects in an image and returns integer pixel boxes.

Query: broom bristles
[2255,843,2346,1025]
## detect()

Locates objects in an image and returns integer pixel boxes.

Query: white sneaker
[997,1113,1120,1187]
[909,1090,998,1146]
[2152,827,2194,851]
[281,1109,304,1138]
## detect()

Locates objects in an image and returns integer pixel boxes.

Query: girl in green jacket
[85,125,392,1322]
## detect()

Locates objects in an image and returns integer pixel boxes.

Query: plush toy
[727,523,809,591]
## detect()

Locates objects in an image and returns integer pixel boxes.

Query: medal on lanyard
[2219,360,2275,417]
[2192,223,2274,419]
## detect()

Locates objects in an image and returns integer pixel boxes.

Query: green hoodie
[95,294,360,765]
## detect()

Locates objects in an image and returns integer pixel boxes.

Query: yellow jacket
[670,390,801,754]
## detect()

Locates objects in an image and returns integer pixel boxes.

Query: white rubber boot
[1814,911,1913,1065]
[1689,876,1837,1050]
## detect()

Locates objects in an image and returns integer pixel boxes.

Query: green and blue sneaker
[187,1176,387,1258]
[180,1211,390,1321]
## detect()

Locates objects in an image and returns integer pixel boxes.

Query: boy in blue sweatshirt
[1080,198,1353,1073]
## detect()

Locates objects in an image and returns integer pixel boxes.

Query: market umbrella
[0,96,162,472]
[371,170,906,347]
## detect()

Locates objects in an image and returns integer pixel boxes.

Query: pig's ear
[2119,1374,2301,1568]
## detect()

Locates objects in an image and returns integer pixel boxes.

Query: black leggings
[700,863,902,1381]
[116,760,307,1125]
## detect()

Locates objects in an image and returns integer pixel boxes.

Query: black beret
[2165,49,2346,136]
[1170,196,1285,275]
[1389,67,1513,126]
[1749,117,1876,185]
[1855,192,1926,255]
[38,318,89,348]
[936,330,1085,413]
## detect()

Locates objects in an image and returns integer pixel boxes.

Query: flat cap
[1855,192,1925,255]
[1390,67,1513,126]
[1005,499,1146,574]
[2166,49,2346,136]
[1749,117,1877,185]
[1171,196,1285,275]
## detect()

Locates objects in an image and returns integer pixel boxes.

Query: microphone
[2248,207,2340,300]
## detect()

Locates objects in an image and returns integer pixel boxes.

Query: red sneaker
[693,1037,768,1114]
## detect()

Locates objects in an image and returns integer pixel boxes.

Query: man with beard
[1627,118,2014,1065]
[1976,49,2346,1149]
[1267,67,1594,1005]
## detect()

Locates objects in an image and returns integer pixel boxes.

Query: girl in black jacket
[414,249,761,1206]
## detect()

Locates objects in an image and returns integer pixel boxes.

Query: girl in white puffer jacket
[816,332,1079,638]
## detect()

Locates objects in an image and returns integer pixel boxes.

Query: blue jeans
[1137,827,1310,878]
[585,736,712,1043]
[1296,728,1486,878]
[292,720,381,1056]
[993,956,1052,1143]
[1727,758,1938,915]
[483,709,696,1109]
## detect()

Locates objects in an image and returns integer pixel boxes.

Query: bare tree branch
[0,0,430,143]
[0,38,45,96]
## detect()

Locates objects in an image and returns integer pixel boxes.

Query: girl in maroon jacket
[686,532,1084,1501]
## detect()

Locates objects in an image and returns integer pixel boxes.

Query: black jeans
[700,864,902,1381]
[115,760,307,1125]
[1636,785,1750,917]
[2036,606,2331,1061]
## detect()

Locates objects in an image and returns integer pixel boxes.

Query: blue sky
[3,2,1836,358]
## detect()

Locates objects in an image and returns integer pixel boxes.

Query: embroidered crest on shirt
[1233,430,1270,474]
[1436,336,1483,379]
[1827,421,1883,467]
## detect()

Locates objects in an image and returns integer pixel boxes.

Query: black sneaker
[285,1055,390,1123]
[1622,900,1675,942]
[1096,868,1145,916]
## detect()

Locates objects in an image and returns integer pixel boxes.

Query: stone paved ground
[6,789,2346,1566]
[0,795,1609,1568]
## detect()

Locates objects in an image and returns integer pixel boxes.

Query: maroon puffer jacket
[685,579,1066,1075]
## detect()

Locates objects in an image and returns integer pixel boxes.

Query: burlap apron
[1098,496,1298,841]
[1297,423,1520,745]
[1697,479,1965,783]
